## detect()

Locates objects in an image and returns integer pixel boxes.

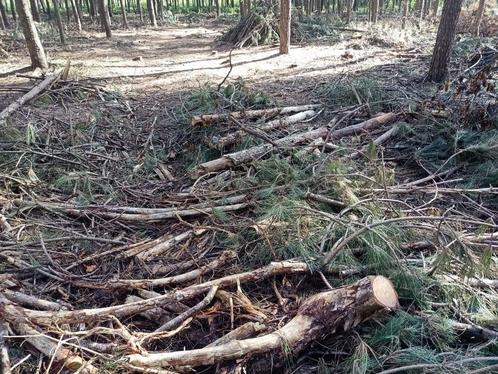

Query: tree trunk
[431,0,438,16]
[473,0,486,36]
[52,0,65,44]
[401,0,407,29]
[64,0,70,21]
[14,0,48,69]
[279,0,290,54]
[427,0,463,82]
[119,0,127,27]
[345,0,352,23]
[98,0,112,37]
[29,0,40,21]
[0,0,9,28]
[136,0,142,22]
[146,0,156,26]
[370,0,378,23]
[9,0,16,21]
[45,0,51,18]
[214,0,218,16]
[70,0,82,31]
[0,8,4,27]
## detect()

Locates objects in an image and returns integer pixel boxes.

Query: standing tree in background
[345,0,352,23]
[279,0,291,54]
[147,0,157,26]
[119,0,128,28]
[427,0,463,82]
[9,0,16,21]
[52,0,65,44]
[0,0,9,28]
[98,0,112,37]
[431,0,439,16]
[370,0,379,23]
[70,0,82,32]
[29,0,41,21]
[473,0,486,35]
[15,0,48,69]
[401,0,408,29]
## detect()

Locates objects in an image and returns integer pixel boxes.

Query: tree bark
[127,276,398,368]
[279,0,291,54]
[9,0,16,21]
[119,0,127,27]
[345,0,352,23]
[136,0,142,22]
[473,0,486,36]
[52,0,65,44]
[70,0,82,31]
[427,0,463,82]
[214,0,219,17]
[370,0,378,23]
[0,0,9,28]
[29,0,40,21]
[401,0,408,29]
[98,0,112,37]
[146,0,156,26]
[431,0,438,17]
[14,0,48,70]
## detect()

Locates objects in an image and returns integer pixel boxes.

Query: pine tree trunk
[401,0,407,29]
[371,0,379,23]
[98,0,112,37]
[473,0,486,36]
[146,0,156,25]
[64,0,71,24]
[136,0,142,22]
[0,0,10,28]
[214,0,218,17]
[431,0,438,16]
[14,0,48,69]
[345,0,352,23]
[29,0,40,21]
[119,0,127,27]
[52,0,65,44]
[0,6,4,27]
[427,0,463,82]
[279,0,290,54]
[9,0,16,21]
[70,0,82,31]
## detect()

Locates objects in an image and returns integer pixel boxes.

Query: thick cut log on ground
[191,104,321,126]
[127,276,398,368]
[0,72,60,126]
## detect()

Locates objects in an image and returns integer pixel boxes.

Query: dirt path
[1,22,413,94]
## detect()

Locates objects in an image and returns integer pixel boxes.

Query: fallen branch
[0,71,61,126]
[192,112,398,177]
[71,251,236,290]
[211,110,318,149]
[191,105,322,126]
[2,261,309,325]
[127,276,398,368]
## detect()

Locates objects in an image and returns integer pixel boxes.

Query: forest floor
[0,14,497,374]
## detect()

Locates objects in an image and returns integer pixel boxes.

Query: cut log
[191,105,322,126]
[210,110,318,149]
[127,276,398,368]
[0,71,61,126]
[192,113,397,178]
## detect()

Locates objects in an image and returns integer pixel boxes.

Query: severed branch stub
[127,276,398,369]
